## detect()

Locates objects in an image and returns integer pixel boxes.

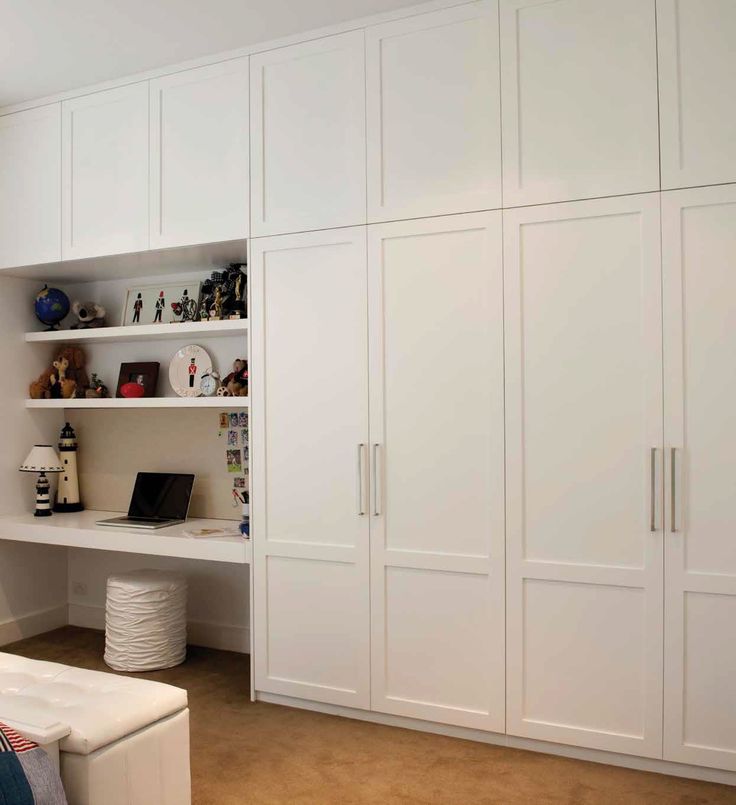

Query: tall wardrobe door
[657,0,736,189]
[366,0,501,222]
[500,0,659,206]
[505,195,664,757]
[251,227,370,709]
[662,185,736,772]
[368,212,505,732]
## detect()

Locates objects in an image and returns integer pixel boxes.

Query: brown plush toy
[29,346,89,400]
[222,359,248,397]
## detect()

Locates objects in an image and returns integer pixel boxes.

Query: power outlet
[72,582,88,596]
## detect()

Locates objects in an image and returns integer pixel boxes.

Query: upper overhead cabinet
[500,0,660,206]
[150,58,250,249]
[62,83,149,260]
[657,0,736,190]
[366,1,501,221]
[250,32,366,237]
[0,104,61,270]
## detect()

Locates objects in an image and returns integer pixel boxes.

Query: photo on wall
[122,283,202,326]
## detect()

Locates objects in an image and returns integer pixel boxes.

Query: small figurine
[222,359,248,397]
[71,301,106,329]
[212,287,223,321]
[85,373,109,399]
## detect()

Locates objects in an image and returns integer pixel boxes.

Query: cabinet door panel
[505,195,663,757]
[62,84,149,260]
[250,32,366,236]
[663,185,736,771]
[366,1,501,222]
[500,0,659,206]
[251,227,370,708]
[369,213,505,732]
[658,0,736,189]
[150,58,249,248]
[0,105,61,270]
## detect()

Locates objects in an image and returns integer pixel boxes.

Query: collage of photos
[219,411,249,508]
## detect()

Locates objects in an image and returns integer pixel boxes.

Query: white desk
[0,511,250,564]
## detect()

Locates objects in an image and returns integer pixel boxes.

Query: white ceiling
[0,0,421,107]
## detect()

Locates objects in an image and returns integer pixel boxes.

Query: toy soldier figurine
[132,293,143,323]
[188,357,197,389]
[154,290,165,323]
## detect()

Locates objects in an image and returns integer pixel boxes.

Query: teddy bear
[222,359,248,397]
[71,301,106,329]
[29,346,89,399]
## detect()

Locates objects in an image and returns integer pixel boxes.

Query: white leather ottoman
[0,652,191,805]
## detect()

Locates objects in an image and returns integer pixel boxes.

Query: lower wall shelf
[0,511,250,564]
[25,397,249,409]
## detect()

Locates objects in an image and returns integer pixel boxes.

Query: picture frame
[121,282,202,326]
[116,362,160,398]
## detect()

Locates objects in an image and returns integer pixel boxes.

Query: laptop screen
[128,473,195,520]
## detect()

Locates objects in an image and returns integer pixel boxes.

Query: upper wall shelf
[26,318,248,345]
[0,239,248,284]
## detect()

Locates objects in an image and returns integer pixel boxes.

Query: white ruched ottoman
[0,652,191,805]
[105,570,187,672]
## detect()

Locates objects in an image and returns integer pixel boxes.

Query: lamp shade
[20,445,63,473]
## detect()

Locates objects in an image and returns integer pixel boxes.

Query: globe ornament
[34,285,70,331]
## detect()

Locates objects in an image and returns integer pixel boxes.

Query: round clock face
[169,344,212,398]
[200,375,219,397]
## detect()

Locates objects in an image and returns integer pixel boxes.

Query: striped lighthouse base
[34,472,53,517]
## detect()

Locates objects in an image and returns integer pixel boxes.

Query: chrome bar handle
[650,447,658,532]
[670,447,678,533]
[357,444,366,516]
[372,444,381,517]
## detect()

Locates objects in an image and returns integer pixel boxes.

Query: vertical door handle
[372,444,381,516]
[650,447,658,532]
[357,444,366,516]
[670,447,678,533]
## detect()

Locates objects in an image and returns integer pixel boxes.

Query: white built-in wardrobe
[1,0,734,782]
[246,0,736,778]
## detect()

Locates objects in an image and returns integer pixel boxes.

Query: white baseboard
[67,603,250,653]
[0,604,68,647]
[256,692,736,788]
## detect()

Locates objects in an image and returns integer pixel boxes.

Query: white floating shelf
[0,238,247,283]
[0,511,250,564]
[26,319,248,345]
[25,396,249,409]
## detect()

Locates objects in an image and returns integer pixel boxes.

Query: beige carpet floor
[3,626,734,805]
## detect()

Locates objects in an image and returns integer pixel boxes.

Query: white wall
[0,276,68,644]
[6,272,251,652]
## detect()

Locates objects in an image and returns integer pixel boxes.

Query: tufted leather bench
[0,652,191,805]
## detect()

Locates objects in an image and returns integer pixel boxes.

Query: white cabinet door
[662,185,736,772]
[0,105,61,270]
[500,0,659,206]
[150,58,250,248]
[657,0,736,189]
[62,84,149,260]
[250,32,366,237]
[251,227,370,708]
[366,1,501,222]
[368,213,505,732]
[505,195,664,757]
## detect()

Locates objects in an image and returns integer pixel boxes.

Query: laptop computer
[96,472,195,530]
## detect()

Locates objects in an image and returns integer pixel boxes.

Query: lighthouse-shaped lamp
[54,422,84,513]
